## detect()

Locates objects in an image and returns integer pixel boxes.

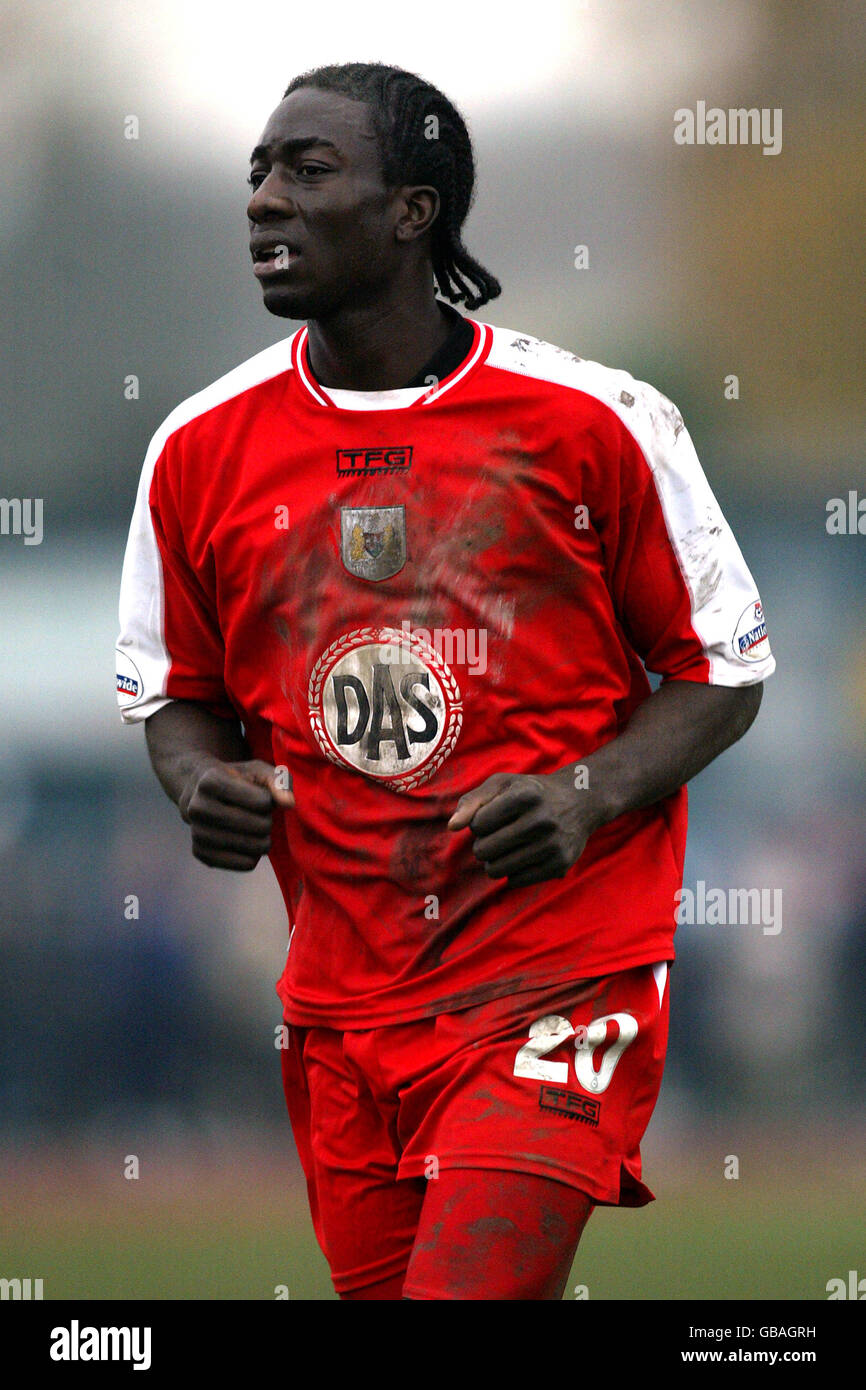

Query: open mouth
[252,244,301,276]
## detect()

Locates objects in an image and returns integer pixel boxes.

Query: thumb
[447,775,511,832]
[237,760,295,809]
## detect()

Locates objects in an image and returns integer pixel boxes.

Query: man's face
[247,87,402,320]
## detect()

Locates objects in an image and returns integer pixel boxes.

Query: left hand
[447,770,597,888]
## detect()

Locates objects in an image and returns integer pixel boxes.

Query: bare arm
[145,700,293,871]
[448,680,763,888]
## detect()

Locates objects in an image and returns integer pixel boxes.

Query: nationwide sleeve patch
[732,599,771,663]
[115,648,144,708]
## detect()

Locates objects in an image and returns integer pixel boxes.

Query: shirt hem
[277,946,676,1029]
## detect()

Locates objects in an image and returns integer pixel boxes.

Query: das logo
[308,626,462,791]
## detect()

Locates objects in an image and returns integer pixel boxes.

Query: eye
[247,161,331,190]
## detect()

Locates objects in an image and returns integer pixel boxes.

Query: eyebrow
[249,136,339,165]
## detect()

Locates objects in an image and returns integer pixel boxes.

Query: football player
[117,62,774,1300]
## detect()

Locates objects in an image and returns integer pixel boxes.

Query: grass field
[1,1126,863,1301]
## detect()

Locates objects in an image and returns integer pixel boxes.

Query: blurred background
[1,0,864,1299]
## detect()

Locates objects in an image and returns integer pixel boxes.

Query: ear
[394,185,441,243]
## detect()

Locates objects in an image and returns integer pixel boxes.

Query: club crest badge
[340,505,406,581]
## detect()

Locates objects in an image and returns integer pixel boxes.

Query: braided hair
[282,62,502,310]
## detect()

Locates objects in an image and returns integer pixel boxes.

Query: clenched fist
[447,769,598,889]
[178,757,294,871]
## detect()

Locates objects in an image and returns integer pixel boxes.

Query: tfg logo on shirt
[308,625,462,791]
[336,446,412,478]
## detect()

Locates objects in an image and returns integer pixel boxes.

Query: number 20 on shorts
[513,1012,639,1094]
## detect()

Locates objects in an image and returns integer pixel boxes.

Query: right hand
[178,757,294,871]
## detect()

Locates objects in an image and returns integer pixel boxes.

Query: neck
[305,283,451,391]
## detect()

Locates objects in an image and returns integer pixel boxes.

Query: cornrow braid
[282,62,502,310]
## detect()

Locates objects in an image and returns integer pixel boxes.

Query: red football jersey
[117,316,774,1026]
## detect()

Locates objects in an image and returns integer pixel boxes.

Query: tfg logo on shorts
[538,1084,601,1126]
[50,1320,152,1370]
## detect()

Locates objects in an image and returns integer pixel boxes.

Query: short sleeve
[116,422,235,724]
[589,377,775,687]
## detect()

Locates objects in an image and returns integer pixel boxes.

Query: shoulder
[481,321,689,465]
[144,333,298,466]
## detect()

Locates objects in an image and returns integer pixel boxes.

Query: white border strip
[421,322,490,405]
[294,326,333,408]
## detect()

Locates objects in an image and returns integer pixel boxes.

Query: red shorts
[281,960,670,1294]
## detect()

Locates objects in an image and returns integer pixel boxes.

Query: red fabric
[339,1273,408,1301]
[146,346,706,1026]
[280,963,669,1294]
[403,1169,595,1301]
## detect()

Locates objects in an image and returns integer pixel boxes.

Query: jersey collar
[290,318,492,411]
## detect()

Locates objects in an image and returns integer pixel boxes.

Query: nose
[247,175,296,225]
